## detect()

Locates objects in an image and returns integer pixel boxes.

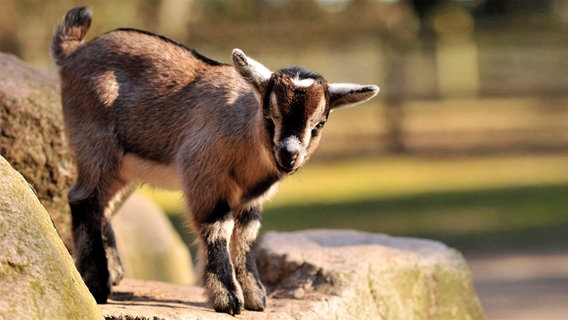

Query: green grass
[263,183,568,254]
[140,154,568,255]
[272,154,568,204]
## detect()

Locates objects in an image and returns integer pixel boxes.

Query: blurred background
[1,0,567,318]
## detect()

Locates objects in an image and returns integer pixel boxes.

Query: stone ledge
[102,230,485,320]
[101,278,299,320]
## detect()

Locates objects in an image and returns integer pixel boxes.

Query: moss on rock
[256,230,485,320]
[0,155,102,319]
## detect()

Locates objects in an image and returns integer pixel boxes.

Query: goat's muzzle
[274,136,305,174]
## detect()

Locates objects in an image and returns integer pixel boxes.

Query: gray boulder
[255,230,485,320]
[0,52,75,249]
[0,155,102,319]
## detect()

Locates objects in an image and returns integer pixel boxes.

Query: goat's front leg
[197,201,243,315]
[231,206,266,311]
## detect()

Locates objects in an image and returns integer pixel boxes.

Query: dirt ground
[468,253,568,320]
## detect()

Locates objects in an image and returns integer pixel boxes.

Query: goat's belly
[120,153,181,190]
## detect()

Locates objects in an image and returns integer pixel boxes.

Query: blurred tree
[379,0,420,153]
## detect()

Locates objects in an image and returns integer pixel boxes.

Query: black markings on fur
[69,193,111,303]
[282,89,310,138]
[199,200,243,315]
[279,66,322,80]
[200,200,231,225]
[264,117,276,145]
[69,193,100,229]
[262,77,277,151]
[206,239,237,290]
[234,207,266,311]
[269,68,329,141]
[64,6,92,31]
[242,174,280,202]
[113,28,228,67]
[237,206,262,226]
[245,249,264,289]
[205,238,242,315]
[262,77,276,120]
[52,6,93,64]
[237,209,262,283]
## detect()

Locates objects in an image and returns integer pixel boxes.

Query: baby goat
[52,7,379,315]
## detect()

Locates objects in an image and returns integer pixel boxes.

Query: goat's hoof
[88,283,111,304]
[244,299,266,312]
[244,286,267,311]
[214,291,243,315]
[84,276,111,304]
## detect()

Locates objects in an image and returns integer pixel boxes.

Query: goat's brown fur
[52,6,379,315]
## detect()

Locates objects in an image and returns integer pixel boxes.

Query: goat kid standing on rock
[52,6,379,315]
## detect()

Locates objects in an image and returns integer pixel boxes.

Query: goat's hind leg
[70,176,130,303]
[102,183,136,285]
[102,218,123,285]
[195,201,244,315]
[68,139,129,303]
[69,181,112,303]
[232,206,266,311]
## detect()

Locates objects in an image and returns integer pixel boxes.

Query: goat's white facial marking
[265,68,330,174]
[291,76,315,88]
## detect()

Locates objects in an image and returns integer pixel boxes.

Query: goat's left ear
[328,83,380,111]
[232,49,272,95]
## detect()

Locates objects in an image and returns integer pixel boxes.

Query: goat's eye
[311,121,326,137]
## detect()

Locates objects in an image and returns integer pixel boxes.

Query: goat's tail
[51,6,92,65]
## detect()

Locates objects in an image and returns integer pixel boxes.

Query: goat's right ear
[232,49,272,95]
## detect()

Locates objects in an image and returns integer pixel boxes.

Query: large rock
[256,230,485,320]
[0,53,75,249]
[112,193,195,285]
[101,230,484,320]
[0,155,103,319]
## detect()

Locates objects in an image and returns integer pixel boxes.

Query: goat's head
[232,49,379,174]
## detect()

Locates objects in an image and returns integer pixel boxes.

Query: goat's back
[58,29,258,163]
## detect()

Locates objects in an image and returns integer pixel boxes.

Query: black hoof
[214,292,243,316]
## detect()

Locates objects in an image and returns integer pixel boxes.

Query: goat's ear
[232,49,272,95]
[328,83,380,111]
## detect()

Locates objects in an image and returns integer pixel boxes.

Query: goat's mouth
[275,160,298,175]
[274,156,302,175]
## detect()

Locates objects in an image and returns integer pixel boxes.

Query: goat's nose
[279,148,299,168]
[276,136,302,170]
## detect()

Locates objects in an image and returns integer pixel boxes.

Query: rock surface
[0,52,75,249]
[112,193,195,285]
[256,230,485,320]
[0,155,102,319]
[102,278,329,320]
[101,230,485,320]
